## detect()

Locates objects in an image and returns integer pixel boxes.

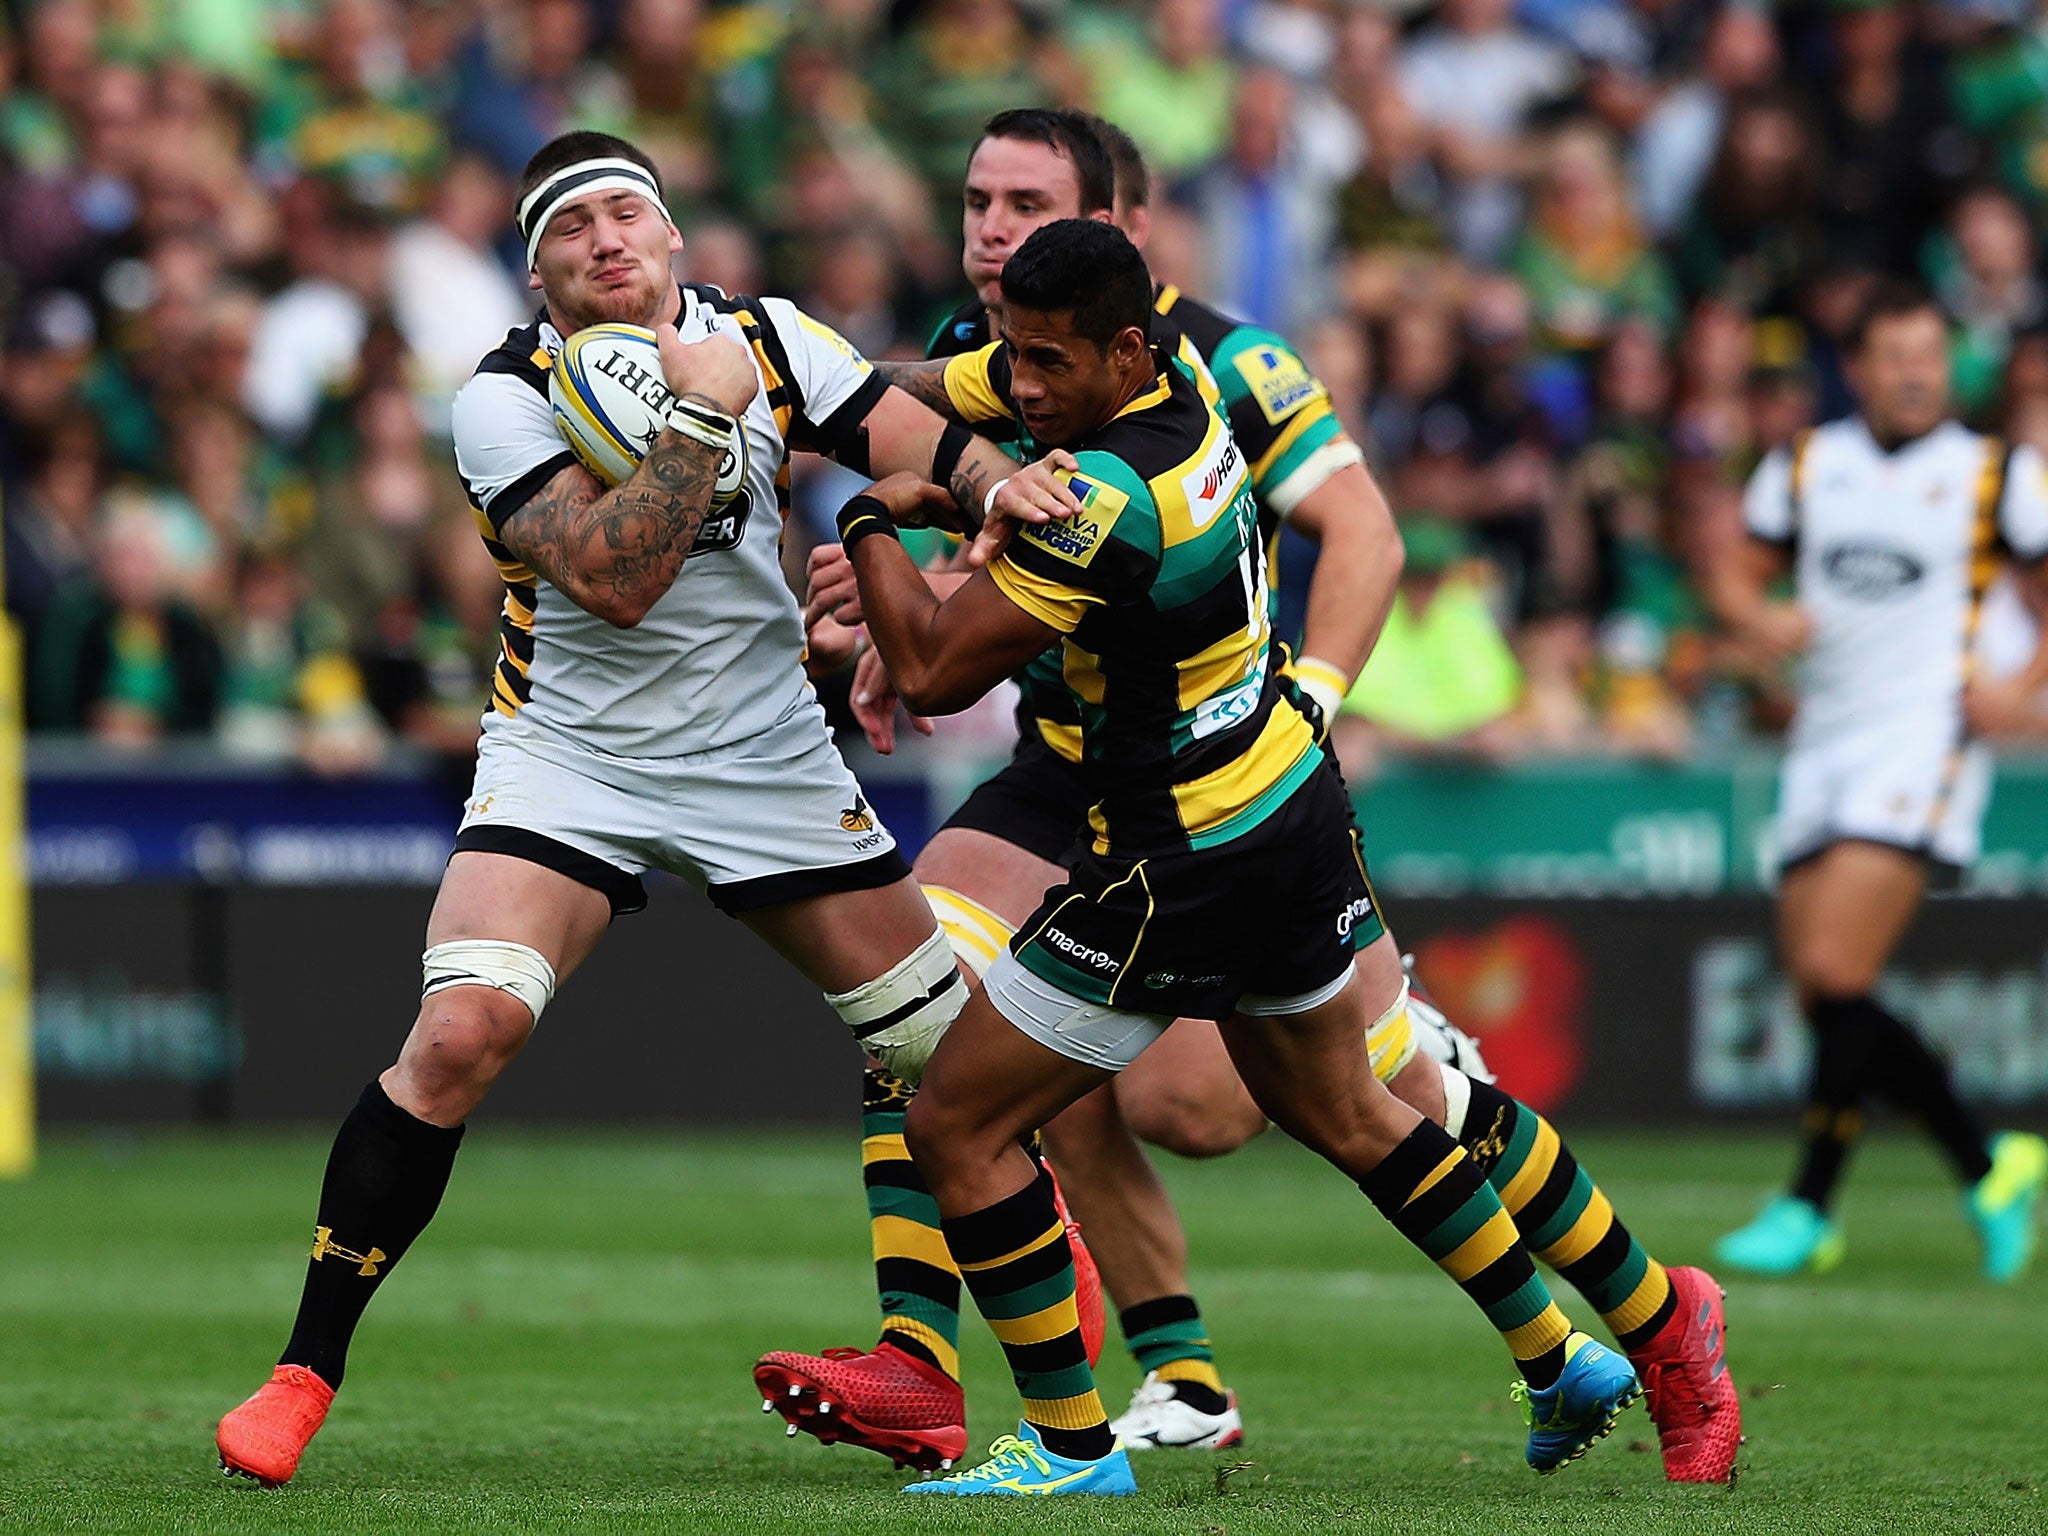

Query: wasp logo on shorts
[310,1226,386,1277]
[840,796,875,833]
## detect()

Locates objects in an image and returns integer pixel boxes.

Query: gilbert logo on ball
[550,322,749,507]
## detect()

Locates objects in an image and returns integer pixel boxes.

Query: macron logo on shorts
[1336,897,1374,939]
[1044,927,1119,973]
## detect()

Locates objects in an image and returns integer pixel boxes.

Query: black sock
[1790,995,1873,1213]
[279,1081,465,1389]
[1857,997,1994,1185]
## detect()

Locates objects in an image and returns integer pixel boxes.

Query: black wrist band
[930,420,972,490]
[836,493,900,551]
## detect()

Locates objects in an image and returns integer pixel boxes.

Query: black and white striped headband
[518,157,665,267]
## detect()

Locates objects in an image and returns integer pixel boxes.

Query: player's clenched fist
[656,324,758,416]
[805,542,861,627]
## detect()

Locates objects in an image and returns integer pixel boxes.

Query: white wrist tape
[825,926,966,1085]
[422,940,559,1026]
[1293,656,1349,723]
[982,476,1012,523]
[664,399,737,452]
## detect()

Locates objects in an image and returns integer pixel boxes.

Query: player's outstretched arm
[853,384,1082,541]
[1285,460,1404,724]
[838,474,1060,716]
[498,328,757,628]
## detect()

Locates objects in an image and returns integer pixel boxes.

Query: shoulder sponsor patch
[794,311,869,368]
[1235,344,1323,425]
[1022,473,1128,565]
[1178,431,1246,531]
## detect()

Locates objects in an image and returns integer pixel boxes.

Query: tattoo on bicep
[499,433,725,616]
[875,360,963,421]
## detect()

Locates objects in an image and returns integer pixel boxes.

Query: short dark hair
[517,131,664,211]
[976,108,1115,216]
[1085,115,1149,212]
[1847,278,1944,354]
[1000,219,1151,348]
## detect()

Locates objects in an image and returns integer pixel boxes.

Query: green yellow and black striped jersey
[986,355,1321,856]
[930,286,1359,761]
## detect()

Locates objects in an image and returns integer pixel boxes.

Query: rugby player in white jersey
[213,129,1078,1488]
[1711,280,2048,1282]
[765,111,1741,1487]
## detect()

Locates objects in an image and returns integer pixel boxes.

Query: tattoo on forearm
[500,425,726,617]
[875,359,963,422]
[948,438,1018,528]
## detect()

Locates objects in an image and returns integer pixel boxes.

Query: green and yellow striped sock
[1361,1119,1574,1386]
[861,1067,962,1381]
[1119,1294,1226,1409]
[943,1165,1113,1461]
[1460,1080,1676,1351]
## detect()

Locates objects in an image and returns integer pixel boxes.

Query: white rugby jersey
[451,285,886,758]
[1744,417,2048,750]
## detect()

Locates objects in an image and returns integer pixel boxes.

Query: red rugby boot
[216,1365,336,1487]
[1049,1169,1106,1367]
[1629,1265,1742,1483]
[753,1343,968,1471]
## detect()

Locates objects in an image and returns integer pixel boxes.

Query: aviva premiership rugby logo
[1028,473,1127,565]
[1237,345,1322,424]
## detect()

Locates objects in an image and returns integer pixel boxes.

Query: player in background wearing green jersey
[832,218,1643,1495]
[764,109,1739,1487]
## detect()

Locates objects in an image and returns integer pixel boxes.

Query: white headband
[519,157,665,266]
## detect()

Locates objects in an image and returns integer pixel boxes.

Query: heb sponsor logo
[1043,926,1120,973]
[1181,436,1244,529]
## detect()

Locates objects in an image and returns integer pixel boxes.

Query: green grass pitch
[1,1127,2041,1534]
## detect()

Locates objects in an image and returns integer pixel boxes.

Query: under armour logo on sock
[310,1226,387,1276]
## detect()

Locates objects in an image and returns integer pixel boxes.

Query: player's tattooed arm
[871,359,964,422]
[498,417,727,628]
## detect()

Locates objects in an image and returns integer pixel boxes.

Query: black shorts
[939,734,1092,868]
[1008,753,1385,1022]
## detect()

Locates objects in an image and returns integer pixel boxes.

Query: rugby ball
[549,322,748,506]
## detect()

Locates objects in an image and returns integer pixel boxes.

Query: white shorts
[454,696,907,915]
[1774,728,1992,873]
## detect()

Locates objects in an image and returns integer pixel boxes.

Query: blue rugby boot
[1966,1132,2048,1284]
[1514,1331,1643,1475]
[901,1420,1136,1496]
[1714,1194,1845,1277]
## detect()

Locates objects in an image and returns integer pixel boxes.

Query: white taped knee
[1364,977,1417,1083]
[1438,1057,1474,1139]
[923,883,1016,980]
[826,926,965,1085]
[422,940,558,1026]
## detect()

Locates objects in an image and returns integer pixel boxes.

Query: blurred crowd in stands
[6,0,2048,779]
